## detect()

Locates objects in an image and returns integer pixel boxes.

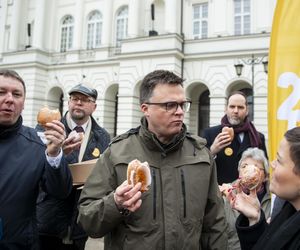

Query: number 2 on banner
[277,72,300,129]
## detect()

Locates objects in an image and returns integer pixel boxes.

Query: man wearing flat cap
[37,84,110,250]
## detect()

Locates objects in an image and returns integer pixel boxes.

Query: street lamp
[234,54,268,120]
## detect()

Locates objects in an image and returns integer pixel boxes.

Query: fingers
[114,181,142,212]
[45,121,66,156]
[249,188,257,198]
[211,132,232,154]
[62,141,81,155]
[44,120,66,145]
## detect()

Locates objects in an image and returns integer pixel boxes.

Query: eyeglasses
[145,101,192,112]
[70,96,95,104]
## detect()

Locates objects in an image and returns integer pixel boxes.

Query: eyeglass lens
[166,102,190,112]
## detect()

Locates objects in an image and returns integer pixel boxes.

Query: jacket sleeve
[236,210,267,250]
[201,156,228,249]
[77,147,124,238]
[40,156,73,199]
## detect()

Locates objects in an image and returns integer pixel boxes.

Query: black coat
[36,114,110,240]
[0,119,72,249]
[236,202,300,250]
[202,125,267,184]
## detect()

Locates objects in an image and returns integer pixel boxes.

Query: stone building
[0,0,276,140]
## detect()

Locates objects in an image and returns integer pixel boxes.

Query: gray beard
[228,117,242,125]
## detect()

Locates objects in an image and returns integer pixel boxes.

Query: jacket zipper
[151,168,157,220]
[180,169,187,218]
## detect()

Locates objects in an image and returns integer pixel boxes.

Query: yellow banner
[268,0,300,162]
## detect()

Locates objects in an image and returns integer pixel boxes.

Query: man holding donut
[78,70,228,249]
[36,84,110,250]
[203,91,268,184]
[0,69,72,249]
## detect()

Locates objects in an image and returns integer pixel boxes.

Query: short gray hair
[238,147,269,174]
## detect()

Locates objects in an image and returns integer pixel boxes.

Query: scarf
[0,116,22,139]
[221,115,262,147]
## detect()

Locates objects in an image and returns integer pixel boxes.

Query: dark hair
[0,69,26,93]
[226,91,248,106]
[139,70,184,104]
[284,126,300,175]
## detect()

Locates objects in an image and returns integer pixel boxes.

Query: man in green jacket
[78,70,228,249]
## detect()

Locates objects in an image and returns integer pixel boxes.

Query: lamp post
[234,54,268,120]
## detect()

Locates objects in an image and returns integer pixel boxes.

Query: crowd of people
[0,68,299,250]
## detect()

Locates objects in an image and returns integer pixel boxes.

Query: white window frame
[192,2,208,39]
[115,6,128,47]
[86,10,102,49]
[234,0,251,35]
[60,15,74,52]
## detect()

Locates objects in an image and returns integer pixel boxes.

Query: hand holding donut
[210,126,234,155]
[37,107,65,157]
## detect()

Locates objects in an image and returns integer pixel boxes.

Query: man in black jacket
[203,91,268,184]
[37,84,110,250]
[0,69,72,250]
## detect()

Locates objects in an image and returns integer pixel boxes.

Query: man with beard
[37,84,110,250]
[203,91,268,184]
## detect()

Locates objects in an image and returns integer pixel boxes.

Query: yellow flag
[268,0,300,162]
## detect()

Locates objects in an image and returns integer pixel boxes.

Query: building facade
[0,0,276,140]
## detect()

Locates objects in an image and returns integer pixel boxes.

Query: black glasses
[70,96,95,104]
[145,101,191,112]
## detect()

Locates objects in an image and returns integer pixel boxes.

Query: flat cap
[68,84,98,99]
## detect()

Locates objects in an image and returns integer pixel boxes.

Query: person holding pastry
[0,69,72,249]
[78,70,228,249]
[203,91,268,184]
[228,127,300,250]
[219,147,271,250]
[36,84,110,250]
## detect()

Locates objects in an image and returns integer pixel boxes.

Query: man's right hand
[62,133,82,155]
[210,131,232,155]
[114,181,142,213]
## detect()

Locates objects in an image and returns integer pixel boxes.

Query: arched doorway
[198,89,210,136]
[103,84,119,137]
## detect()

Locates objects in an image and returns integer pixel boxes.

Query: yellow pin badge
[224,147,233,156]
[92,148,100,157]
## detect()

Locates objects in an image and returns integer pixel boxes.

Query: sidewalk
[85,237,104,250]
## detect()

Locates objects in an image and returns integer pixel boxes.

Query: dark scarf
[0,116,22,139]
[140,116,186,155]
[221,115,262,147]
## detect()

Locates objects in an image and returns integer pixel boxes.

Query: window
[193,3,208,39]
[234,0,251,35]
[60,15,74,52]
[87,11,102,49]
[115,6,128,47]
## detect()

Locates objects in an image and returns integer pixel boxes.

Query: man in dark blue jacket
[37,84,110,250]
[0,69,72,250]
